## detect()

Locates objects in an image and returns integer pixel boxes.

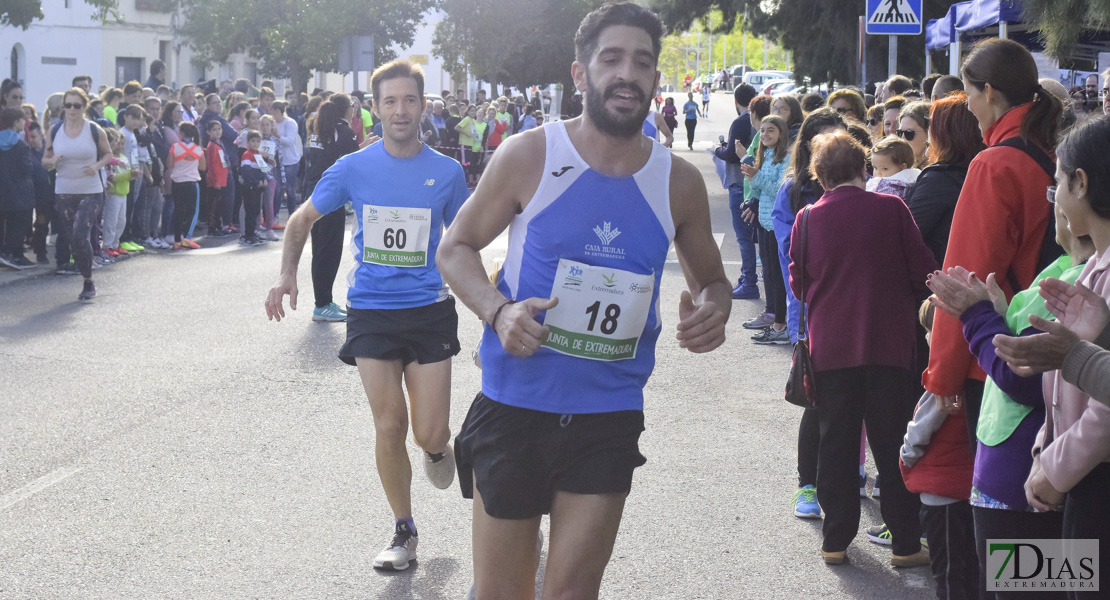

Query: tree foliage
[1,0,119,29]
[175,0,435,93]
[1022,0,1110,62]
[434,0,602,95]
[651,0,961,85]
[658,13,789,89]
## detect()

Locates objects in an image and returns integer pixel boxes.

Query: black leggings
[1063,463,1110,600]
[241,184,263,241]
[757,226,787,324]
[973,506,1064,599]
[55,193,102,279]
[172,181,199,242]
[311,206,346,308]
[684,119,696,147]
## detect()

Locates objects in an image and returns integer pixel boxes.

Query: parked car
[745,70,793,89]
[762,78,796,95]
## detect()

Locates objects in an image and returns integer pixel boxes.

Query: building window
[159,41,170,63]
[10,44,25,84]
[115,57,143,86]
[244,62,257,86]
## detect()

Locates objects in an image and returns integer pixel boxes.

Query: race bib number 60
[362,206,432,267]
[542,259,654,361]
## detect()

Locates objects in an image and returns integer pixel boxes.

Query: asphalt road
[0,92,936,599]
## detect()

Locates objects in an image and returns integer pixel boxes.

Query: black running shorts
[338,297,461,366]
[454,392,647,519]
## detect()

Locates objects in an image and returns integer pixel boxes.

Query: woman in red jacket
[923,38,1064,455]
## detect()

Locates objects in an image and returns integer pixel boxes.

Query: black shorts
[338,297,461,366]
[454,392,647,519]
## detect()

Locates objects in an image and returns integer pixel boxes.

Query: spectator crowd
[705,37,1110,598]
[0,61,554,301]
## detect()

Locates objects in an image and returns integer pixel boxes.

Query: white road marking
[0,465,83,511]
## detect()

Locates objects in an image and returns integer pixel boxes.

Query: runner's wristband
[490,300,515,330]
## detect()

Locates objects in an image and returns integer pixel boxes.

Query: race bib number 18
[362,206,432,267]
[542,259,654,361]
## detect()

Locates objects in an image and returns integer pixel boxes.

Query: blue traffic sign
[866,0,923,35]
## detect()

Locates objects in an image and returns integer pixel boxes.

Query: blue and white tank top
[642,113,658,141]
[479,121,675,414]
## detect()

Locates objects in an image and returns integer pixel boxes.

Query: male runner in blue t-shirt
[265,60,469,572]
[437,4,731,598]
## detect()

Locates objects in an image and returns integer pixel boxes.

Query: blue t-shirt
[683,101,699,120]
[311,142,469,310]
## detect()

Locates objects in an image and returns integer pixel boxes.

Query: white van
[743,70,793,89]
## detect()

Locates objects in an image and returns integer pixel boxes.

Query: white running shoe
[423,444,456,490]
[373,522,418,571]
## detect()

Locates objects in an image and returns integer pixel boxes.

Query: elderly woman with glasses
[41,87,113,300]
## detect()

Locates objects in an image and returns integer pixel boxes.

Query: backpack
[993,136,1064,292]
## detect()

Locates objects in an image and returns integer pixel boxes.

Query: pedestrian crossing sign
[866,0,923,35]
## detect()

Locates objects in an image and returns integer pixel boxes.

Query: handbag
[785,205,818,409]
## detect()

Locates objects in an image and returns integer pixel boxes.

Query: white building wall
[3,0,269,110]
[4,4,467,110]
[3,0,106,108]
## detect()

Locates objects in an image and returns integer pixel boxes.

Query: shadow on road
[376,556,461,599]
[0,298,86,342]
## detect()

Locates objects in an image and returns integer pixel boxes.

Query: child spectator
[235,109,261,149]
[27,121,56,264]
[165,122,206,250]
[0,106,35,269]
[203,120,231,235]
[257,114,281,239]
[897,299,977,598]
[237,130,266,246]
[866,136,921,199]
[119,104,148,252]
[455,105,483,187]
[741,114,791,345]
[102,128,139,258]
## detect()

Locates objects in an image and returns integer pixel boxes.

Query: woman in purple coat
[789,130,937,566]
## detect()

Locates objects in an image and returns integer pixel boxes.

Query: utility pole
[742,8,748,75]
[888,35,898,78]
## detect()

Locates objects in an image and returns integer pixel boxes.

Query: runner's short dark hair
[370,60,425,102]
[574,2,664,64]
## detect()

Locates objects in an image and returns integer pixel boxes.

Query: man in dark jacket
[714,83,760,299]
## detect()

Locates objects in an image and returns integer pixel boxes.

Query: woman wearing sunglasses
[896,101,931,167]
[903,92,985,268]
[41,87,114,300]
[826,89,867,124]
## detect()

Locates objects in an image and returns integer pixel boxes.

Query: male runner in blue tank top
[437,4,732,597]
[264,60,469,572]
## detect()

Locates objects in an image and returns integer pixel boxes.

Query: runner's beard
[585,71,651,138]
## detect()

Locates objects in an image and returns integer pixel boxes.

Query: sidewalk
[0,227,259,288]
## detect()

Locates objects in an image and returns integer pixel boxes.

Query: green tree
[658,10,788,90]
[2,0,119,29]
[1022,0,1110,62]
[175,0,435,93]
[434,0,602,109]
[652,0,961,85]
